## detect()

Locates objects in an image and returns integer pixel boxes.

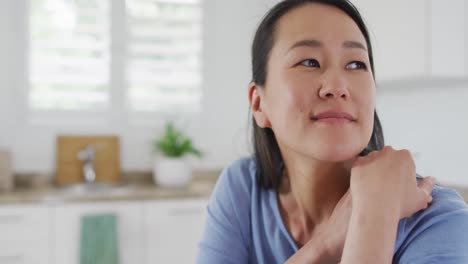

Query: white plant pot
[153,157,192,188]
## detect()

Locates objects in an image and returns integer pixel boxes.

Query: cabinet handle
[0,215,24,224]
[168,208,204,216]
[0,254,24,263]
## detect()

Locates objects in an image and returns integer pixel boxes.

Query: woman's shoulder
[214,156,258,193]
[407,183,468,224]
[402,183,468,234]
[394,183,468,262]
[207,157,259,214]
[224,156,257,176]
[198,157,259,262]
[430,184,468,211]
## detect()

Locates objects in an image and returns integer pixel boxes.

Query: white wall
[0,0,467,186]
[377,86,468,186]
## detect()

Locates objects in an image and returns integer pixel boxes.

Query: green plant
[153,122,202,158]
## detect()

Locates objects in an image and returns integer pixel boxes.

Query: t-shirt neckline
[269,188,300,252]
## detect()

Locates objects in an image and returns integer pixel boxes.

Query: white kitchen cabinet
[430,0,466,77]
[144,199,208,264]
[352,0,428,81]
[52,202,144,264]
[0,198,209,264]
[351,0,467,83]
[0,205,50,264]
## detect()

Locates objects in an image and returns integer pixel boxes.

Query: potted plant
[152,122,202,188]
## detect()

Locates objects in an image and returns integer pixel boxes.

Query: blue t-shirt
[197,157,468,264]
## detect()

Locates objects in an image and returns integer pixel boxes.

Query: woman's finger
[418,176,436,203]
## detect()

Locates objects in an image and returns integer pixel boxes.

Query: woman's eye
[299,59,320,68]
[346,61,367,70]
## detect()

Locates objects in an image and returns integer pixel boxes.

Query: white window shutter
[126,0,202,112]
[29,0,111,111]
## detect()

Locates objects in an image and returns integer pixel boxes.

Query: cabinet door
[52,202,144,264]
[351,0,428,81]
[0,205,50,264]
[0,241,48,264]
[430,0,466,77]
[145,199,208,264]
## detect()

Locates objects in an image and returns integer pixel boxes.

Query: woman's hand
[339,146,436,264]
[287,146,435,264]
[350,146,435,218]
[316,174,434,263]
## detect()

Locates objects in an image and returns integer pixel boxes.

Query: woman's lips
[314,117,353,124]
[311,110,356,124]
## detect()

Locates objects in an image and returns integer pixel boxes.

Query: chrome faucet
[78,145,96,184]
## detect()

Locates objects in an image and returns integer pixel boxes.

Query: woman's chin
[313,145,363,162]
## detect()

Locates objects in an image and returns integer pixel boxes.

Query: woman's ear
[248,82,272,128]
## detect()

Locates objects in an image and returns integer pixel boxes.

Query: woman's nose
[318,73,350,100]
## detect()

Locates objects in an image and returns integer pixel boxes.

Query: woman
[197,0,468,263]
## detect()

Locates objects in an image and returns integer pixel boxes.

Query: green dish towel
[80,213,119,264]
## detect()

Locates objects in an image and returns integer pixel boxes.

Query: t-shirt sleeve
[395,185,468,264]
[196,158,253,264]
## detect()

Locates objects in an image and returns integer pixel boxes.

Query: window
[126,0,202,112]
[29,0,111,111]
[28,0,202,115]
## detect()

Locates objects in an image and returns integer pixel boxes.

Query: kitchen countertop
[0,170,221,205]
[1,171,467,205]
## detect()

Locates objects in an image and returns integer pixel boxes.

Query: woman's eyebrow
[343,40,367,51]
[288,39,367,52]
[288,39,321,51]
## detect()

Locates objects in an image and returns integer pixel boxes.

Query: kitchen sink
[62,182,131,193]
[43,182,137,201]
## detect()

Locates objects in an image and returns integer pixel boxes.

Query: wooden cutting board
[55,135,121,186]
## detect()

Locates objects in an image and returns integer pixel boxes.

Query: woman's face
[253,3,375,162]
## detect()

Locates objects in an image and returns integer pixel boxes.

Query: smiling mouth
[311,117,354,124]
[310,111,356,123]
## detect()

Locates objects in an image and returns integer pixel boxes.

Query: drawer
[0,240,49,264]
[53,202,145,264]
[0,251,25,264]
[144,199,208,264]
[0,206,49,242]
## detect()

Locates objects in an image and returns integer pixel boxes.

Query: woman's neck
[277,156,354,244]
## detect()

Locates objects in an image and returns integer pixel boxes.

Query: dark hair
[251,0,385,189]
